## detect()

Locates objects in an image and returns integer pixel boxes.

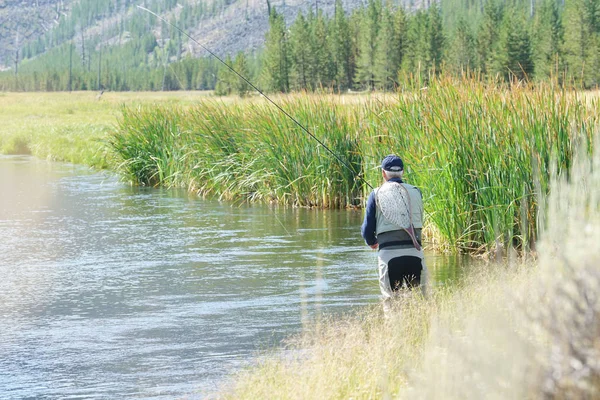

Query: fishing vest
[375,182,423,246]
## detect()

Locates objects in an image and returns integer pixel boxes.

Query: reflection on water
[0,155,468,399]
[427,253,466,284]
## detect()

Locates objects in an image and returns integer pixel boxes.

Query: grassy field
[217,136,600,399]
[0,90,214,168]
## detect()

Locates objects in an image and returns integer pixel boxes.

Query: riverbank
[110,79,600,252]
[218,137,600,399]
[2,82,599,254]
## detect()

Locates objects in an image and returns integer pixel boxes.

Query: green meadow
[0,90,213,168]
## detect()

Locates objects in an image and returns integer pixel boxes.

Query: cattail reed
[111,78,599,253]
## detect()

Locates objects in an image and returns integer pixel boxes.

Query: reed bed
[378,81,592,252]
[215,134,600,399]
[111,79,599,252]
[113,96,364,208]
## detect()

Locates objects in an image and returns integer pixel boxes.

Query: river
[0,155,463,399]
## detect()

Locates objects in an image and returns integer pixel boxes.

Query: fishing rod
[136,5,374,191]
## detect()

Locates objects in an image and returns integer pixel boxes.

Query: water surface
[0,155,464,399]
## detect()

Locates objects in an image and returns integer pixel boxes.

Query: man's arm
[361,191,378,248]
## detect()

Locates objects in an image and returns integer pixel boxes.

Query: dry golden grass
[215,262,536,400]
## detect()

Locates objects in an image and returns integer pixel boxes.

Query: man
[361,155,427,305]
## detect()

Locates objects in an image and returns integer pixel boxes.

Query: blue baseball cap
[381,155,404,172]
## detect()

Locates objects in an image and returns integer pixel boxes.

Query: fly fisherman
[361,155,428,308]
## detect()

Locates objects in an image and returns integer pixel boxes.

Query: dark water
[0,155,465,399]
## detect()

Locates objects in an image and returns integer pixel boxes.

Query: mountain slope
[0,0,74,69]
[1,0,424,70]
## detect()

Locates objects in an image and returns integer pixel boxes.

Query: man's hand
[370,243,379,250]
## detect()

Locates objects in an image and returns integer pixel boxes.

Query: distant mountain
[0,0,75,70]
[179,0,369,59]
[4,0,592,92]
[0,0,428,71]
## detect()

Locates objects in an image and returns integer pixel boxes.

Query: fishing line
[137,5,373,191]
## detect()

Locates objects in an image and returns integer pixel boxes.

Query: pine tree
[233,51,251,97]
[563,0,600,87]
[355,0,382,90]
[289,12,311,90]
[373,2,400,90]
[498,6,533,82]
[393,7,407,72]
[215,54,233,95]
[262,8,290,92]
[331,0,353,92]
[532,0,564,81]
[311,9,334,90]
[401,10,429,84]
[427,3,445,74]
[449,17,476,76]
[477,0,503,77]
[563,0,589,85]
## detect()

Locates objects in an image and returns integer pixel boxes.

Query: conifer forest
[0,0,596,92]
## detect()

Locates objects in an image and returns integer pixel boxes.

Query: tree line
[1,0,599,93]
[250,0,599,94]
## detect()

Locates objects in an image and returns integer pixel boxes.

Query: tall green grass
[370,80,593,253]
[111,79,599,252]
[112,96,364,208]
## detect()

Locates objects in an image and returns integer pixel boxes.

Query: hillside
[0,0,74,70]
[5,0,592,93]
[0,0,413,71]
[184,0,362,59]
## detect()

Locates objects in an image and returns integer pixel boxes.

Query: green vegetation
[3,0,600,92]
[0,90,212,168]
[111,94,363,207]
[2,83,598,254]
[111,79,599,252]
[254,0,600,91]
[1,0,256,92]
[0,92,115,167]
[219,136,600,399]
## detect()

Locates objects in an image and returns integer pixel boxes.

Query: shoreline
[3,84,598,255]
